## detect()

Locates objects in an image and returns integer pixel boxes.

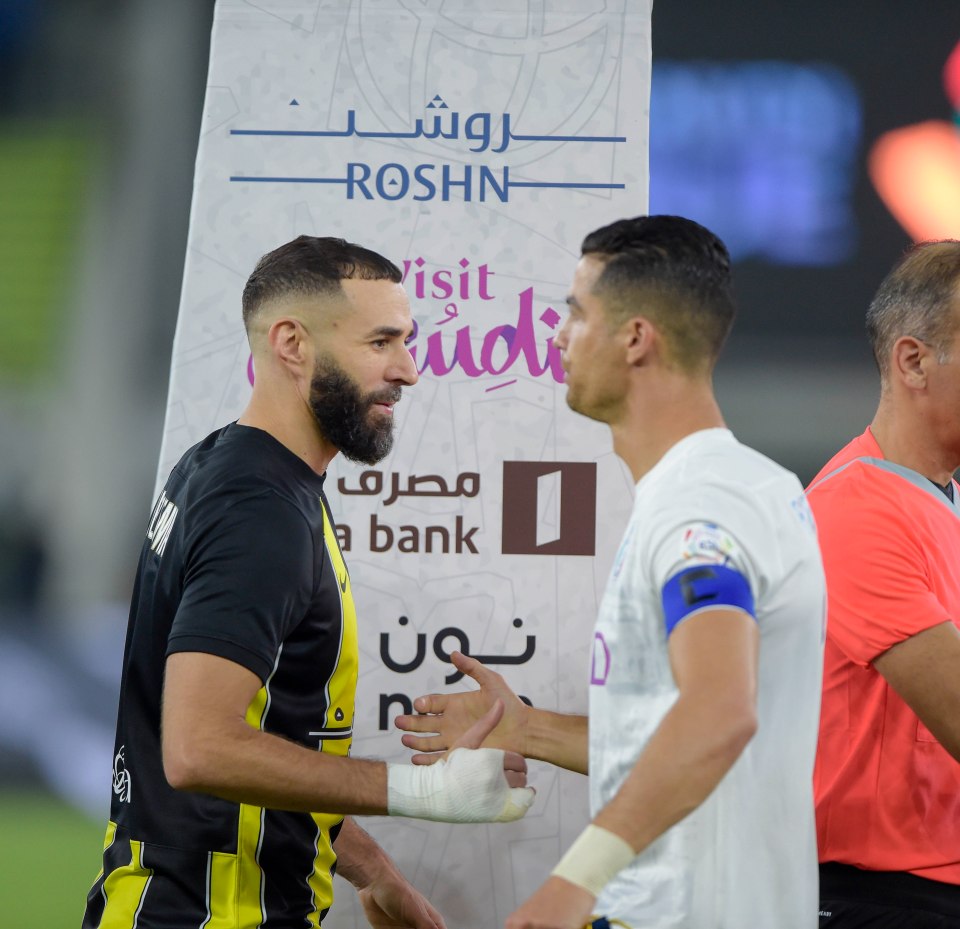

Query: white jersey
[589,428,824,929]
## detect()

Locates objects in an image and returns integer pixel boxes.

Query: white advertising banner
[158,2,651,927]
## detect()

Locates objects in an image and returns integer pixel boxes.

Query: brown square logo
[501,461,596,555]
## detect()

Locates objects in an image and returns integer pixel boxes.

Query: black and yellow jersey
[83,423,359,929]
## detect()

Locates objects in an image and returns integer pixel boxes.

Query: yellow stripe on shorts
[99,838,153,929]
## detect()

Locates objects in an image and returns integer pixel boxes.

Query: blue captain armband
[661,564,755,637]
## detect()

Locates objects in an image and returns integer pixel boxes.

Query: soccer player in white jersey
[397,215,826,929]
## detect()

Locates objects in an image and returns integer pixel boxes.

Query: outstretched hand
[395,651,529,764]
[446,698,528,788]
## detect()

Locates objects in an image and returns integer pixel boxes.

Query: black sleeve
[166,488,318,682]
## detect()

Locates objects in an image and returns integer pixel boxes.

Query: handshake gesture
[395,650,531,762]
[387,683,533,823]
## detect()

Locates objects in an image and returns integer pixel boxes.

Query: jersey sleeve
[808,478,950,666]
[167,488,319,682]
[646,486,766,636]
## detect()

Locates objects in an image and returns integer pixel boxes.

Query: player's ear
[890,335,928,391]
[267,317,312,373]
[624,315,657,367]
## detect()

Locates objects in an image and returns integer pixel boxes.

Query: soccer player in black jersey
[82,236,534,929]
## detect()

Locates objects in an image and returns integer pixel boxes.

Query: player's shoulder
[805,430,933,528]
[167,424,326,523]
[650,428,801,501]
[806,428,882,495]
[637,431,807,559]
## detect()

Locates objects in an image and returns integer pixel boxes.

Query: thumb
[451,650,494,684]
[495,785,537,823]
[407,895,446,929]
[450,698,503,751]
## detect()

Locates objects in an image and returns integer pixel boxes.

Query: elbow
[162,731,217,793]
[724,705,758,760]
[709,702,757,767]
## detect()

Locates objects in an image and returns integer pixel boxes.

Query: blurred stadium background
[1,0,957,923]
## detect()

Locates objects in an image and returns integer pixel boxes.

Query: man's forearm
[165,719,389,814]
[592,691,755,852]
[335,817,449,929]
[164,702,532,824]
[334,817,399,889]
[162,651,533,824]
[873,620,960,761]
[162,652,388,814]
[526,709,589,774]
[532,697,752,929]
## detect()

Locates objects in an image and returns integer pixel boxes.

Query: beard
[309,356,401,465]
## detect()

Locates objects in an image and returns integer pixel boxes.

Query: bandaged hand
[387,746,534,822]
[388,699,535,822]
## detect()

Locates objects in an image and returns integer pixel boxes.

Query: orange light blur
[869,121,960,241]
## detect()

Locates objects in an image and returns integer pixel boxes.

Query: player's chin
[364,416,395,445]
[564,387,586,415]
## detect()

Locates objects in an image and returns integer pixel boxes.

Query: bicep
[162,652,263,753]
[668,608,759,710]
[660,557,759,705]
[873,621,960,759]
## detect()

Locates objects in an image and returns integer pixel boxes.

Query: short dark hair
[581,215,736,372]
[866,240,960,381]
[241,235,402,330]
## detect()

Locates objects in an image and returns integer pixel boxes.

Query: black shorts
[819,862,960,928]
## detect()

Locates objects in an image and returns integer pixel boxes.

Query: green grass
[0,124,91,381]
[0,790,104,928]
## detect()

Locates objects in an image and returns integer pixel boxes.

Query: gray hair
[866,241,960,381]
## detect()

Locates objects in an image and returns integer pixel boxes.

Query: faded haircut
[581,215,736,373]
[241,235,402,332]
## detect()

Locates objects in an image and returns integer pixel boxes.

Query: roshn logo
[230,91,625,203]
[501,461,596,556]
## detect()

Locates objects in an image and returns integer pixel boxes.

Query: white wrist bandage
[386,748,535,823]
[551,825,636,897]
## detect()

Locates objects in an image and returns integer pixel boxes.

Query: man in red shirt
[807,240,960,927]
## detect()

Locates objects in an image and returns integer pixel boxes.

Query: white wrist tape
[551,825,636,897]
[387,748,535,823]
